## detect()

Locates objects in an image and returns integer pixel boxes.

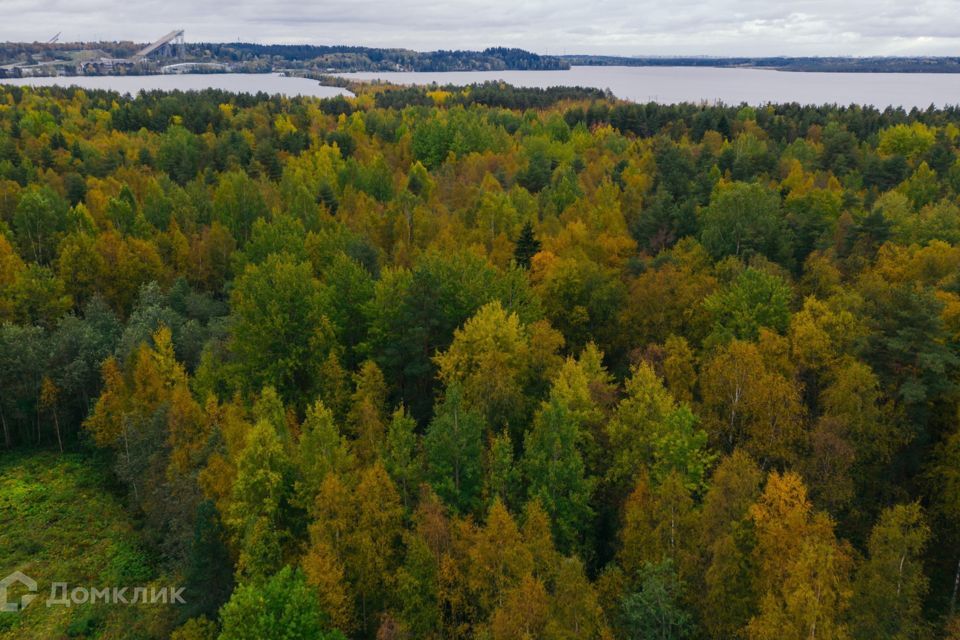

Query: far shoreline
[5,66,960,109]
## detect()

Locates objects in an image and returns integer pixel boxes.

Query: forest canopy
[1,81,960,639]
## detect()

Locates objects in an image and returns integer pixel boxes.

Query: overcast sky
[3,0,960,56]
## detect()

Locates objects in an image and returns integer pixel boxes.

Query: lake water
[336,66,960,109]
[0,73,351,99]
[3,67,960,108]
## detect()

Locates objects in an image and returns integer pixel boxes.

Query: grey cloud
[4,0,960,55]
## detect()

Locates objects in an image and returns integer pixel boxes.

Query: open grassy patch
[0,451,179,639]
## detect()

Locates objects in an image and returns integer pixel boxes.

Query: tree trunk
[950,555,960,618]
[52,409,63,454]
[123,422,139,504]
[36,390,41,445]
[0,407,10,449]
[897,552,906,598]
[80,390,89,444]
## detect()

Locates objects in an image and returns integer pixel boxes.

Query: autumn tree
[485,429,521,511]
[699,337,805,467]
[704,267,792,344]
[699,450,764,639]
[229,253,337,409]
[617,239,718,350]
[12,184,70,264]
[700,181,789,265]
[851,503,930,640]
[618,472,698,583]
[227,418,291,582]
[523,396,594,553]
[605,363,712,495]
[212,170,268,243]
[349,463,404,631]
[347,359,388,464]
[364,250,540,421]
[217,566,346,640]
[295,399,354,512]
[435,300,543,432]
[747,471,853,640]
[382,405,422,511]
[465,498,534,620]
[424,385,485,514]
[534,255,626,357]
[546,556,612,640]
[546,343,617,477]
[619,560,693,640]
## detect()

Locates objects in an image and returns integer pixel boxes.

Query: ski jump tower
[134,30,185,60]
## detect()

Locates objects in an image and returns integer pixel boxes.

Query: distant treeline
[372,82,609,110]
[564,55,960,73]
[0,41,569,73]
[6,39,960,75]
[199,43,570,71]
[0,41,140,65]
